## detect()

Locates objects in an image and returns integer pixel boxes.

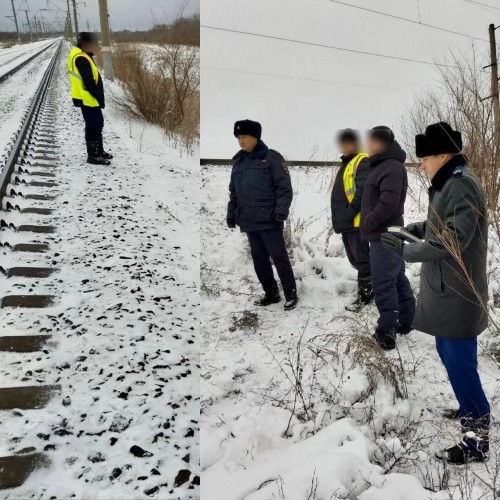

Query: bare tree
[400,47,500,233]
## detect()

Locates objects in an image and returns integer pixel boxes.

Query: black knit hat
[234,120,262,139]
[368,126,395,144]
[337,128,359,144]
[415,122,462,157]
[77,32,98,45]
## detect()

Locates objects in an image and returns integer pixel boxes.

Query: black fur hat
[337,128,359,144]
[368,126,395,144]
[415,122,462,157]
[234,120,262,139]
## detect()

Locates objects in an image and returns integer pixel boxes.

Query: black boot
[436,437,489,465]
[99,139,113,160]
[87,142,111,165]
[254,290,281,307]
[284,291,298,311]
[345,276,374,312]
[373,328,396,350]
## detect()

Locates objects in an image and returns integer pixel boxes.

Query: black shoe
[396,324,412,335]
[373,329,396,350]
[284,294,298,311]
[87,156,111,165]
[345,277,374,312]
[99,139,113,159]
[86,141,111,165]
[254,291,281,307]
[443,408,460,420]
[436,441,488,465]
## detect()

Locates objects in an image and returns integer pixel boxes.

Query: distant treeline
[113,14,200,46]
[0,31,62,43]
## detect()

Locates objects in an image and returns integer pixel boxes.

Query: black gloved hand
[275,214,286,223]
[381,232,404,257]
[227,219,236,229]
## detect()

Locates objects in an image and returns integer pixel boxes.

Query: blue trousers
[436,337,490,446]
[370,240,415,333]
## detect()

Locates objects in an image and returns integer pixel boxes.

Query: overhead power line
[201,25,483,72]
[202,66,416,93]
[325,0,489,43]
[464,0,500,13]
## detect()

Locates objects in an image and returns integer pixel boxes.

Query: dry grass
[110,43,199,151]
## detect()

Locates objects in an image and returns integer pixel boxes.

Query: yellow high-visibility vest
[343,153,368,228]
[67,47,100,108]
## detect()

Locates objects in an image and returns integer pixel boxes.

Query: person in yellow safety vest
[330,128,373,312]
[67,32,112,165]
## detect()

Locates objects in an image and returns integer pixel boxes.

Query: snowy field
[0,38,55,78]
[201,165,500,499]
[0,44,199,498]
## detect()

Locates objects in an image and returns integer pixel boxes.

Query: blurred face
[338,140,358,156]
[83,40,100,54]
[420,154,452,180]
[238,135,258,153]
[366,136,386,157]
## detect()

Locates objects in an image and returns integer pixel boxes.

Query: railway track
[0,40,62,490]
[0,39,58,85]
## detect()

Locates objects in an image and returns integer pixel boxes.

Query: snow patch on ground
[201,164,500,499]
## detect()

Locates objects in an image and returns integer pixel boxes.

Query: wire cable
[201,25,484,71]
[325,0,489,43]
[202,65,417,92]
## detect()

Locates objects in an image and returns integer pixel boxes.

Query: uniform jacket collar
[340,153,359,165]
[430,154,467,191]
[233,140,268,161]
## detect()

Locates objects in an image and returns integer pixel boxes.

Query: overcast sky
[201,0,500,159]
[0,0,199,32]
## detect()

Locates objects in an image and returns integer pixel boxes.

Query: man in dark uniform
[360,126,415,350]
[382,122,490,464]
[67,32,112,165]
[331,128,373,312]
[227,119,298,310]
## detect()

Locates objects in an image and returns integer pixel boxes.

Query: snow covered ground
[0,44,199,498]
[201,164,500,500]
[0,39,55,77]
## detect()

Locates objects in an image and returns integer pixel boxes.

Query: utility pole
[98,0,114,81]
[22,10,32,42]
[488,24,500,151]
[71,0,79,34]
[66,0,73,40]
[9,0,21,42]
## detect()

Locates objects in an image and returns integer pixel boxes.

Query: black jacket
[403,155,488,339]
[331,153,370,233]
[227,141,293,233]
[360,141,408,241]
[73,51,105,109]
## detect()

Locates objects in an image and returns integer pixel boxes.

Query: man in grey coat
[382,122,489,464]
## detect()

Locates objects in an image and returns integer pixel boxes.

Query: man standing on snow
[227,119,298,311]
[381,122,490,465]
[360,126,415,350]
[67,32,113,165]
[331,128,373,312]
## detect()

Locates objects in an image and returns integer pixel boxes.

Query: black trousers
[81,106,104,143]
[370,240,415,333]
[247,229,296,298]
[341,231,371,279]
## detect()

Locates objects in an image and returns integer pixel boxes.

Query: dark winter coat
[360,141,408,241]
[331,153,370,234]
[73,51,105,109]
[227,141,293,233]
[403,154,488,339]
